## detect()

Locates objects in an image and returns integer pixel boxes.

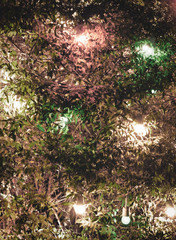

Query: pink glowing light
[74,33,89,46]
[73,25,107,50]
[75,34,87,44]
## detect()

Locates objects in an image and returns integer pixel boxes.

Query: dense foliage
[0,0,176,239]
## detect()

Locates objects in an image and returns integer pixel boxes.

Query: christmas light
[121,215,131,225]
[73,204,86,215]
[165,207,176,218]
[121,196,131,225]
[139,44,155,57]
[121,207,131,225]
[133,123,148,136]
[165,200,176,218]
[74,34,88,45]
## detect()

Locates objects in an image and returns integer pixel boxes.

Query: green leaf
[75,144,82,150]
[37,124,45,132]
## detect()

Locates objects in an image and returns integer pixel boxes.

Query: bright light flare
[73,204,86,215]
[165,207,176,218]
[133,123,148,136]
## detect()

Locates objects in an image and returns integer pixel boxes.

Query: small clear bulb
[141,44,154,56]
[121,206,131,225]
[121,216,131,225]
[165,207,176,218]
[75,34,87,45]
[133,123,148,136]
[73,204,86,215]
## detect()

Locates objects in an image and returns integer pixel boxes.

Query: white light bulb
[75,34,88,45]
[73,204,86,215]
[78,35,86,43]
[151,89,157,94]
[165,207,176,218]
[133,123,148,136]
[137,44,155,57]
[141,44,154,56]
[121,216,131,225]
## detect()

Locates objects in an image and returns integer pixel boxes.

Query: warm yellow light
[165,207,176,218]
[133,123,148,136]
[73,204,86,215]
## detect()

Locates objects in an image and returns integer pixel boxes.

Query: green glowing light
[134,40,168,61]
[137,44,155,57]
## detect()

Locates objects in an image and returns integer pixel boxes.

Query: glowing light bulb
[136,44,155,57]
[75,34,88,45]
[165,207,176,218]
[151,89,157,94]
[121,205,131,225]
[121,216,131,225]
[141,44,154,56]
[73,204,86,215]
[133,123,148,136]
